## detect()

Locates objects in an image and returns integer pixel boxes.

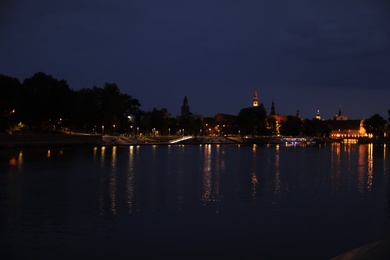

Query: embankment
[0,134,102,148]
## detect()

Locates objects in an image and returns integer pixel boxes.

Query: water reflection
[7,151,24,172]
[274,149,281,195]
[110,146,118,215]
[358,144,366,193]
[99,146,106,215]
[251,145,258,199]
[331,143,341,194]
[384,144,387,175]
[367,143,373,191]
[202,145,212,205]
[330,143,379,194]
[127,146,135,214]
[201,145,221,211]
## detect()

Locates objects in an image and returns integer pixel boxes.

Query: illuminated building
[266,100,288,135]
[316,110,321,120]
[253,90,258,107]
[333,106,348,120]
[328,107,367,140]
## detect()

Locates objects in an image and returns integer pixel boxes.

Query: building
[253,91,258,107]
[315,110,321,120]
[181,96,190,117]
[328,120,367,140]
[333,106,348,120]
[270,100,276,115]
[266,100,288,135]
[327,107,367,141]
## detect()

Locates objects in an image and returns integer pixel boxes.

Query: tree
[237,105,267,136]
[364,114,387,139]
[279,116,303,136]
[302,118,331,138]
[22,72,74,132]
[72,87,103,132]
[0,75,22,132]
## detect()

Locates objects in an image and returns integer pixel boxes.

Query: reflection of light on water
[357,145,366,193]
[367,143,373,191]
[201,145,221,212]
[202,145,212,204]
[93,147,97,161]
[251,173,258,199]
[47,149,51,158]
[274,153,280,194]
[9,157,17,166]
[101,146,106,163]
[18,151,23,171]
[8,151,24,167]
[251,143,258,199]
[127,146,135,213]
[331,143,341,193]
[99,146,106,215]
[384,144,387,174]
[110,146,118,215]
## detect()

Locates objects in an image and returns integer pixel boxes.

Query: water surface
[1,143,389,259]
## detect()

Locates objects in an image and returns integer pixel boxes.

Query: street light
[113,124,116,136]
[102,125,104,135]
[168,128,171,136]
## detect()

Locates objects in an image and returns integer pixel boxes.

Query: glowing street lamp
[102,125,104,135]
[113,124,116,136]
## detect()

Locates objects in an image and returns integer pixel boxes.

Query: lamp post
[113,124,116,136]
[168,128,171,136]
[102,125,104,135]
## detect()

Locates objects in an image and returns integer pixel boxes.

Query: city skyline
[1,0,389,119]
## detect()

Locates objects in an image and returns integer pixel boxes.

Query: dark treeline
[1,72,389,138]
[0,72,141,135]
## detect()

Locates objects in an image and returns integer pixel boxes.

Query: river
[1,143,389,259]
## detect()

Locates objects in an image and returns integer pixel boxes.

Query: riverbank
[1,134,389,148]
[0,133,102,148]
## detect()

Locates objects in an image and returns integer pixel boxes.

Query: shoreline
[1,134,389,148]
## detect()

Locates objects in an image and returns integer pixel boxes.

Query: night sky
[1,0,389,120]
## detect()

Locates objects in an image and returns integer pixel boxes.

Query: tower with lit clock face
[253,90,258,107]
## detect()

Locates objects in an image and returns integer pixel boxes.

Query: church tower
[270,100,276,115]
[315,110,321,120]
[181,96,190,117]
[253,91,258,107]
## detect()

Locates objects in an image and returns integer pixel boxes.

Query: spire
[270,100,276,115]
[253,90,258,107]
[296,109,300,118]
[181,96,190,117]
[316,109,321,120]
